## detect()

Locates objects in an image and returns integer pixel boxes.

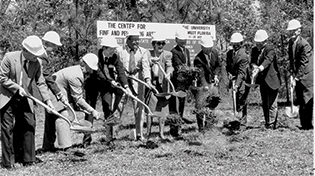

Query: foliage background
[0,0,313,98]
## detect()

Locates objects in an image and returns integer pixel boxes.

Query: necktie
[292,40,297,60]
[129,49,136,74]
[20,60,28,89]
[257,48,264,65]
[182,48,187,65]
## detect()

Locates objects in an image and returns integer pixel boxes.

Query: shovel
[245,72,259,88]
[285,76,299,117]
[64,102,94,129]
[231,80,237,118]
[155,63,187,98]
[114,84,164,118]
[27,95,95,132]
[127,75,160,95]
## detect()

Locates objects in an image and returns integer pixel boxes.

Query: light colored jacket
[0,51,50,112]
[149,49,173,93]
[116,45,151,95]
[51,65,94,112]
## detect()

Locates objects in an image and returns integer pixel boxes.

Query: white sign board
[97,21,216,58]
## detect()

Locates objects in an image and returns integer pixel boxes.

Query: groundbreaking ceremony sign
[97,21,216,58]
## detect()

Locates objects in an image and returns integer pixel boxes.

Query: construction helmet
[254,30,268,42]
[127,28,140,37]
[175,27,189,40]
[200,35,214,47]
[151,32,166,42]
[42,31,62,46]
[100,36,119,48]
[22,35,45,56]
[230,33,244,43]
[286,19,301,31]
[82,53,98,70]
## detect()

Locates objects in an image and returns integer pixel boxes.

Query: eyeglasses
[156,42,166,46]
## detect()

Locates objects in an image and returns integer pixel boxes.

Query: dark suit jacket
[226,48,249,87]
[95,49,128,88]
[251,45,281,90]
[289,36,313,88]
[171,45,191,71]
[194,49,221,85]
[42,59,61,96]
[0,51,51,111]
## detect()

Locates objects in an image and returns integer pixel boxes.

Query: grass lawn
[0,91,313,176]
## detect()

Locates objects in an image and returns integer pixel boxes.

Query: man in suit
[251,30,281,129]
[43,53,101,151]
[226,33,250,129]
[194,35,221,131]
[146,32,174,140]
[83,36,131,147]
[170,27,192,123]
[41,31,69,152]
[286,19,313,130]
[116,29,152,141]
[0,35,54,168]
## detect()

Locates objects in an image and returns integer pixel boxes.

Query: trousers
[1,94,35,167]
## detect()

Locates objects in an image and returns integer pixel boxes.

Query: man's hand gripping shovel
[26,95,95,133]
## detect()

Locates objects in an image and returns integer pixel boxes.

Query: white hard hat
[254,30,268,42]
[42,31,62,46]
[175,27,189,40]
[151,32,166,41]
[100,36,119,48]
[22,35,46,56]
[82,53,98,70]
[200,35,213,47]
[127,28,140,37]
[286,19,301,30]
[230,33,244,43]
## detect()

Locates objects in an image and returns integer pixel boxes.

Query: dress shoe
[2,164,15,170]
[299,126,314,130]
[23,157,43,167]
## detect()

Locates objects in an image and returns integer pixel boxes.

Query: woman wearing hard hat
[251,30,281,129]
[145,32,174,140]
[226,32,250,130]
[286,19,313,130]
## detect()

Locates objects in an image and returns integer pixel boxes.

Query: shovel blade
[70,125,95,133]
[285,106,299,118]
[155,92,172,97]
[171,91,187,98]
[244,82,259,88]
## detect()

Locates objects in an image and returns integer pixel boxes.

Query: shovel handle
[114,84,154,115]
[289,75,295,111]
[64,102,81,124]
[155,62,175,92]
[127,76,159,94]
[231,80,237,117]
[26,95,72,126]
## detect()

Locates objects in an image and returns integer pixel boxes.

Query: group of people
[0,19,312,169]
